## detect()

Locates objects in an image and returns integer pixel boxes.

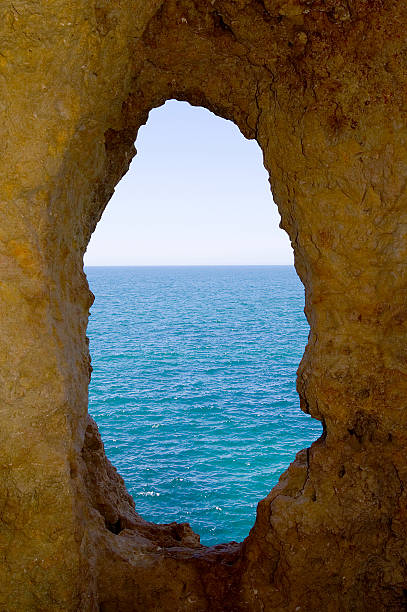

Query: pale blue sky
[85,100,293,266]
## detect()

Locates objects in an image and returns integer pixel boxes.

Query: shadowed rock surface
[1,0,407,609]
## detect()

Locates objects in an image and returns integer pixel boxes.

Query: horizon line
[84,263,295,268]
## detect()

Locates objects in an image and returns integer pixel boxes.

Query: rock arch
[1,1,407,610]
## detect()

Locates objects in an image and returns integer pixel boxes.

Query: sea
[86,266,322,546]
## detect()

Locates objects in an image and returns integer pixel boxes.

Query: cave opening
[84,100,322,545]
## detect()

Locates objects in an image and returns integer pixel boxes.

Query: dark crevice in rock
[105,518,123,535]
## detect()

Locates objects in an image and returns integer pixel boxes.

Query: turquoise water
[86,266,322,545]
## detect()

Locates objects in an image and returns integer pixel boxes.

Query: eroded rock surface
[1,0,407,610]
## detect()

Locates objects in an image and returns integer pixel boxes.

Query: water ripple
[87,266,322,545]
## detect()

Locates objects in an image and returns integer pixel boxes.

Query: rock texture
[1,0,407,610]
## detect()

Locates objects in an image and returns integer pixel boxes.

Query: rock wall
[1,1,407,610]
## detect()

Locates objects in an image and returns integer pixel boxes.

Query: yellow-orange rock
[1,1,407,610]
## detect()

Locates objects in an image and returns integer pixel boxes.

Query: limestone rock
[1,0,407,610]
